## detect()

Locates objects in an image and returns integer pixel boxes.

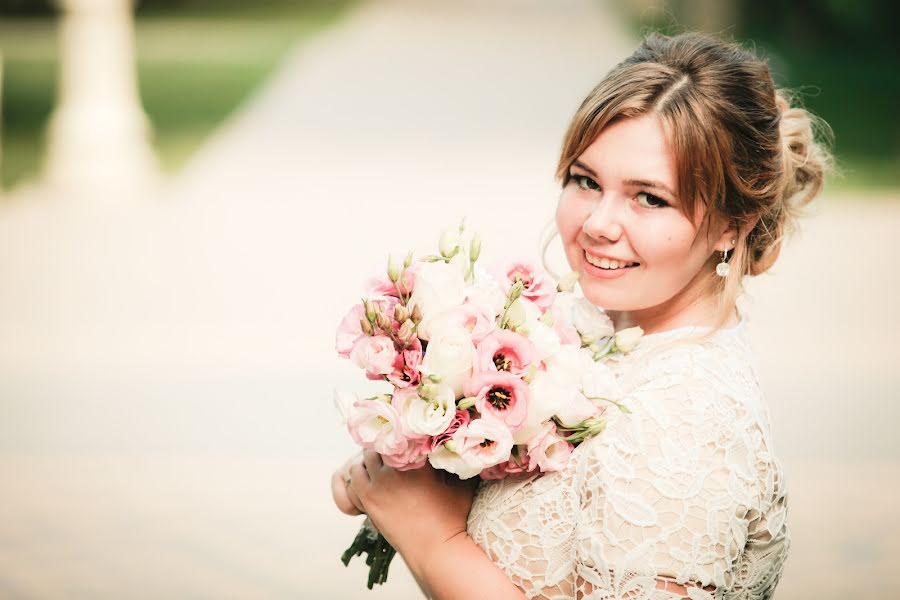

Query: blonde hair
[542,31,833,342]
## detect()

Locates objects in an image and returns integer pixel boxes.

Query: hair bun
[748,90,832,276]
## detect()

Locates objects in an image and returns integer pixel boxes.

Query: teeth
[585,253,636,270]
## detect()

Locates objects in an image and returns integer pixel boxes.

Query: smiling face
[555,114,733,330]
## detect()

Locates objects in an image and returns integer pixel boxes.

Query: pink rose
[474,329,537,377]
[479,445,536,480]
[420,301,497,344]
[525,423,574,473]
[350,335,398,377]
[464,371,530,432]
[430,409,472,452]
[489,258,557,311]
[382,435,431,471]
[387,339,424,388]
[335,303,366,358]
[346,398,409,456]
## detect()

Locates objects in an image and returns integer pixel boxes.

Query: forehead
[579,115,676,185]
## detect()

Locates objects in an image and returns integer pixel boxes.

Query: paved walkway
[0,0,898,597]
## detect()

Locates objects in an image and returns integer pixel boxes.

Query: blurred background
[0,0,897,598]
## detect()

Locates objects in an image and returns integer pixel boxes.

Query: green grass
[1,1,356,189]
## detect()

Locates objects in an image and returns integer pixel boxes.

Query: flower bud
[457,397,477,410]
[375,312,392,332]
[397,319,416,342]
[557,271,580,293]
[614,326,644,353]
[387,255,401,283]
[394,304,409,323]
[439,227,459,258]
[363,299,376,322]
[469,233,482,262]
[419,383,438,401]
[426,374,443,384]
[443,440,458,454]
[360,318,375,336]
[404,251,414,268]
[508,280,524,303]
[410,304,423,324]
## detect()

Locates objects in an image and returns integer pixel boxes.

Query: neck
[607,277,737,335]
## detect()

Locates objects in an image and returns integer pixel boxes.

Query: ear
[714,214,760,252]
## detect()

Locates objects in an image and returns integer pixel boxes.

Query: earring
[716,240,735,278]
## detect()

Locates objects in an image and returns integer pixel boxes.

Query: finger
[346,480,365,513]
[349,460,371,490]
[362,449,384,478]
[331,470,363,516]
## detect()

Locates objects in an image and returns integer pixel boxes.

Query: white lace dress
[467,318,789,599]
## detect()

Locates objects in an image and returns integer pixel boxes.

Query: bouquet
[333,222,642,588]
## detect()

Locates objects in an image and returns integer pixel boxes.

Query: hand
[331,450,365,516]
[348,450,480,569]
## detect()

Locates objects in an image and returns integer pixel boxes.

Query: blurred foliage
[628,0,900,189]
[0,0,357,188]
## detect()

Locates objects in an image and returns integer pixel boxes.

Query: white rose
[467,266,508,316]
[428,443,482,479]
[421,326,475,399]
[409,261,467,340]
[525,320,561,361]
[555,389,600,428]
[404,383,457,436]
[513,371,566,444]
[614,326,644,352]
[544,346,593,386]
[571,297,614,341]
[581,360,620,400]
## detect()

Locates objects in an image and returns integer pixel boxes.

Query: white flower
[571,297,614,341]
[582,360,619,400]
[409,261,467,339]
[402,384,457,436]
[525,320,561,361]
[614,326,644,352]
[544,345,593,386]
[513,371,566,444]
[467,265,507,315]
[439,226,460,257]
[421,326,476,399]
[555,389,600,429]
[429,418,514,479]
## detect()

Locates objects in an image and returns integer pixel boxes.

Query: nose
[582,195,625,242]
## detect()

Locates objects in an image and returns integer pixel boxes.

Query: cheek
[555,193,584,248]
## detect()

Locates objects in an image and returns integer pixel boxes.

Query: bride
[331,31,830,599]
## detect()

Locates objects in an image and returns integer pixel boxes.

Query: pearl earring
[716,239,736,278]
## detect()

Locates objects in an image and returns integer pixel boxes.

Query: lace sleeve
[572,349,768,600]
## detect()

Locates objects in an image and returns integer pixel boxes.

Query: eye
[636,191,669,209]
[572,174,600,191]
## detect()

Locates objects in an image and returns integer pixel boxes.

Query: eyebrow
[572,160,677,198]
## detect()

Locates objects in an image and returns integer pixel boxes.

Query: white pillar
[44,0,159,194]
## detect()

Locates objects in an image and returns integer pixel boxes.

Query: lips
[583,251,640,270]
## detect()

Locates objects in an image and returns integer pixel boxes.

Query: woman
[331,31,830,599]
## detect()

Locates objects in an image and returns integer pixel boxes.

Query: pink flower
[480,446,536,480]
[387,340,424,388]
[383,435,431,471]
[420,301,497,344]
[365,263,419,298]
[474,329,537,377]
[550,304,581,347]
[335,303,366,358]
[430,409,472,452]
[489,258,557,311]
[350,335,398,377]
[525,423,574,473]
[428,417,514,479]
[464,371,530,432]
[346,398,409,456]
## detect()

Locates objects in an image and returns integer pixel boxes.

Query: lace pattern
[467,320,789,599]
